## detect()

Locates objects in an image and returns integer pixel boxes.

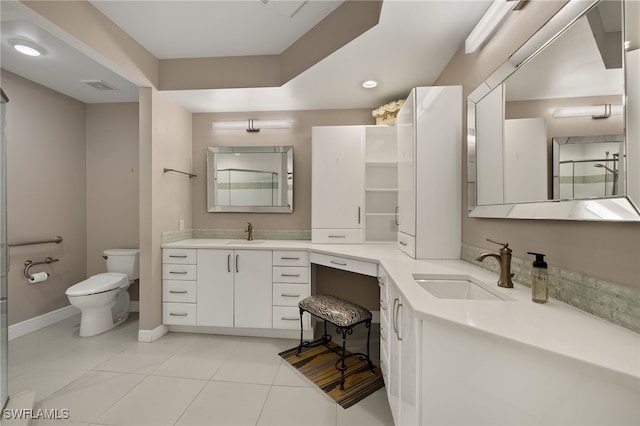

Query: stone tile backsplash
[462,243,640,333]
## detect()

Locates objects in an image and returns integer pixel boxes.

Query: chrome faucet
[245,222,254,241]
[475,239,514,288]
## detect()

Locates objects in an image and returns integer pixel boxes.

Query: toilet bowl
[66,248,139,337]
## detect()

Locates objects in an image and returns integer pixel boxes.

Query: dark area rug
[279,340,384,409]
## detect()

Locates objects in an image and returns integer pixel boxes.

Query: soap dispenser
[527,252,548,303]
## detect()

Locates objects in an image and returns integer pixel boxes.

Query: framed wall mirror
[467,0,640,221]
[207,146,293,213]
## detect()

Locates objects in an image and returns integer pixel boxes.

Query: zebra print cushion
[299,295,372,327]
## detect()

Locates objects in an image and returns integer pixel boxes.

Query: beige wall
[2,70,87,325]
[192,109,374,230]
[86,103,140,300]
[435,0,640,288]
[139,88,192,331]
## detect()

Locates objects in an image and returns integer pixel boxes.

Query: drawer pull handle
[282,293,300,298]
[330,260,347,266]
[399,241,408,246]
[328,235,346,238]
[280,257,300,260]
[170,290,188,294]
[281,273,300,277]
[169,255,188,258]
[281,317,299,321]
[169,312,188,317]
[169,271,188,275]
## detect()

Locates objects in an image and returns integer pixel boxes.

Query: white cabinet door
[197,249,234,327]
[388,282,402,425]
[399,294,420,425]
[388,279,420,426]
[396,93,415,238]
[312,126,365,233]
[234,250,272,328]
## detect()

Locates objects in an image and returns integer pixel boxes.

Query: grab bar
[9,236,63,247]
[23,257,59,280]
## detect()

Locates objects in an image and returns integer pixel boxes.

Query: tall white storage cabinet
[312,126,365,243]
[396,86,462,259]
[312,125,397,243]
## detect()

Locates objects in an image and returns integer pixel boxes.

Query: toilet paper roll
[28,272,49,283]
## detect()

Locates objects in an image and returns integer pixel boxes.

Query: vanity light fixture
[552,104,623,119]
[362,80,378,89]
[211,119,292,133]
[465,0,525,54]
[9,39,44,57]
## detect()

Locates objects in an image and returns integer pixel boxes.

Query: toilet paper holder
[24,257,59,280]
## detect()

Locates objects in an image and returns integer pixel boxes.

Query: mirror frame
[207,145,293,213]
[467,0,640,221]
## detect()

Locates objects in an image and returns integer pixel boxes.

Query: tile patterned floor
[8,314,393,426]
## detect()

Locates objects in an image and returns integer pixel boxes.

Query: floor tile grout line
[171,377,210,426]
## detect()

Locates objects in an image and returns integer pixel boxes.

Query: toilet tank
[104,248,139,280]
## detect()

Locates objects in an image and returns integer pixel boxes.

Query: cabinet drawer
[273,283,310,306]
[273,306,310,330]
[163,280,196,303]
[163,303,196,325]
[272,267,309,284]
[162,264,196,281]
[312,229,363,244]
[310,252,377,277]
[163,249,197,264]
[397,232,416,258]
[273,251,309,267]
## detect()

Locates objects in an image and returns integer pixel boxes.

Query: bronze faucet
[475,239,514,288]
[245,222,254,241]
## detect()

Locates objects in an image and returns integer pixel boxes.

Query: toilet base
[70,287,131,337]
[78,304,117,337]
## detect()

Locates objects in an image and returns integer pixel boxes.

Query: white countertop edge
[162,238,640,378]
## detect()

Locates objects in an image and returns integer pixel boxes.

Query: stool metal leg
[365,319,374,371]
[297,308,304,355]
[336,325,351,390]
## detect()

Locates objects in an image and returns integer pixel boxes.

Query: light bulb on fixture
[362,80,378,89]
[9,39,44,57]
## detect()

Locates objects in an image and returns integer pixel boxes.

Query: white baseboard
[138,324,168,343]
[8,305,80,341]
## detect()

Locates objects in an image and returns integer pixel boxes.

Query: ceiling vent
[260,0,308,18]
[82,80,119,91]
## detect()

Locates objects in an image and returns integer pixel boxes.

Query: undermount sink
[226,240,264,245]
[413,274,511,301]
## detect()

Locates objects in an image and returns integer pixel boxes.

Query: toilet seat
[66,272,128,297]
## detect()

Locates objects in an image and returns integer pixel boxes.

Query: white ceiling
[1,0,494,112]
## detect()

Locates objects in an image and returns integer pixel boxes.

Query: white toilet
[66,248,139,337]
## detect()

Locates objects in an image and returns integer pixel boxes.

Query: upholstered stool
[297,294,374,390]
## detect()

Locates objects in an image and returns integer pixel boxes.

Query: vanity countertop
[162,239,640,379]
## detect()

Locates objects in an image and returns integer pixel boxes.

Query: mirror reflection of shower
[593,151,619,196]
[553,136,624,200]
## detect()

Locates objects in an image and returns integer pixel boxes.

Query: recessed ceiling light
[9,39,44,57]
[362,80,378,89]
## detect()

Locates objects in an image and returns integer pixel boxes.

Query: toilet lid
[66,272,128,296]
[103,248,139,256]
